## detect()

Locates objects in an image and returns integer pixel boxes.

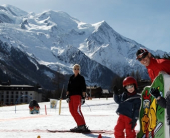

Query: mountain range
[0,4,169,90]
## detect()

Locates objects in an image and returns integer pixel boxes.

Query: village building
[0,84,42,106]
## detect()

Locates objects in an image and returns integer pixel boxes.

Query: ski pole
[59,85,64,115]
[84,103,91,112]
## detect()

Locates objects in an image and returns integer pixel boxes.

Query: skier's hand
[150,87,161,99]
[81,97,85,105]
[66,95,70,103]
[113,85,120,95]
[129,119,137,130]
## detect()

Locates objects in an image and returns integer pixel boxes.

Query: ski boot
[70,126,78,132]
[76,125,91,133]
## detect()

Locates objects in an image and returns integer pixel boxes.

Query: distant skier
[29,99,40,114]
[113,76,141,138]
[66,64,90,133]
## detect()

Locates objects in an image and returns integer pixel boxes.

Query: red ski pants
[69,95,85,126]
[114,114,136,138]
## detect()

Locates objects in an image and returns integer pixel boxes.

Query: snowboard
[47,129,113,134]
[137,73,170,138]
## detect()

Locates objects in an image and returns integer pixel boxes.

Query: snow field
[0,98,140,138]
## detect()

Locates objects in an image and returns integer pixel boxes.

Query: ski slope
[0,98,140,138]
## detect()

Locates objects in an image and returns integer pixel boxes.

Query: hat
[123,76,138,88]
[136,48,148,59]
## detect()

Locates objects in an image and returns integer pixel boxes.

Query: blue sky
[0,0,170,53]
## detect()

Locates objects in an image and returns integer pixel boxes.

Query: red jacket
[146,57,170,82]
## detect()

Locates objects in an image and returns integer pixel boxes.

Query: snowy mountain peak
[92,20,106,27]
[0,4,27,24]
[0,4,28,16]
[91,20,122,43]
[35,10,80,31]
[92,20,111,32]
[0,5,169,89]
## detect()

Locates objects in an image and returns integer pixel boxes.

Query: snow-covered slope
[0,5,168,89]
[0,98,140,138]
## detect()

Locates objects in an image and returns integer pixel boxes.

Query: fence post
[45,105,47,115]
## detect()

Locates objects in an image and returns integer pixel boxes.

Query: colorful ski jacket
[67,74,86,96]
[146,58,170,82]
[157,91,170,125]
[114,91,141,120]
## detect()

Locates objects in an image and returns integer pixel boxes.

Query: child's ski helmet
[123,76,138,88]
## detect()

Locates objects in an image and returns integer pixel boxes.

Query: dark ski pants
[69,95,86,126]
[114,114,136,138]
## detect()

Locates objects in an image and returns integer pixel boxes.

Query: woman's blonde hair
[73,64,81,74]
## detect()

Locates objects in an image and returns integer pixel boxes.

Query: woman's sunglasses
[137,52,148,61]
[74,68,79,70]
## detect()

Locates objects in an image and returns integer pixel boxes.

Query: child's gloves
[113,86,120,95]
[66,95,70,103]
[130,119,137,130]
[150,87,161,99]
[81,97,85,105]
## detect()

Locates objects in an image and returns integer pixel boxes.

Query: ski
[47,129,112,134]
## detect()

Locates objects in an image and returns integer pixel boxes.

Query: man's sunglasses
[137,52,148,61]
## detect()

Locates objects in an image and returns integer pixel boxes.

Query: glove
[81,97,85,105]
[66,95,70,103]
[113,85,120,95]
[129,119,137,130]
[150,87,161,99]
